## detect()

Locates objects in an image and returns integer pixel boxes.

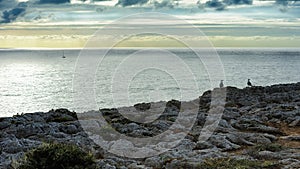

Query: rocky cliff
[0,82,299,168]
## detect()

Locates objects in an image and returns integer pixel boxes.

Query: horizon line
[1,47,300,51]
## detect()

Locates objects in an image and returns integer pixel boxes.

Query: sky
[0,0,299,48]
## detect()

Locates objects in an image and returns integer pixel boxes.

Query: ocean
[0,48,299,117]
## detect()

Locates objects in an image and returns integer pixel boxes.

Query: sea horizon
[1,48,300,117]
[1,47,300,51]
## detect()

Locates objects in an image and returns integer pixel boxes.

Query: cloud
[116,0,148,7]
[204,0,226,10]
[0,0,298,24]
[0,0,28,23]
[0,0,71,24]
[93,0,112,1]
[274,0,300,13]
[153,0,176,9]
[223,0,252,5]
[0,0,19,9]
[37,0,71,4]
[1,7,26,23]
[275,0,300,6]
[276,0,289,5]
[202,0,253,11]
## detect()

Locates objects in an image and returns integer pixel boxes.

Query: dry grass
[267,122,300,149]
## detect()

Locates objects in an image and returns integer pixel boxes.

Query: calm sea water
[0,48,299,117]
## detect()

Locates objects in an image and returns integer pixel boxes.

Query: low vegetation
[18,143,97,169]
[247,143,284,160]
[251,143,284,152]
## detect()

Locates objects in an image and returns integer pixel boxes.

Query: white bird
[219,80,224,88]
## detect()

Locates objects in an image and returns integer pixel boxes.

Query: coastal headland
[0,82,299,168]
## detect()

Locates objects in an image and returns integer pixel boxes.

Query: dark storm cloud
[1,7,26,23]
[0,0,27,23]
[0,0,72,23]
[202,0,253,11]
[204,0,226,10]
[205,0,224,8]
[223,0,252,5]
[37,0,70,4]
[116,0,148,7]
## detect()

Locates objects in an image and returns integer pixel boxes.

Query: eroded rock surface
[1,82,300,168]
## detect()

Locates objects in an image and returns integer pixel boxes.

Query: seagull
[247,79,253,87]
[219,80,224,88]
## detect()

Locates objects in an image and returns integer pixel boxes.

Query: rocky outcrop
[1,82,300,168]
[0,109,100,168]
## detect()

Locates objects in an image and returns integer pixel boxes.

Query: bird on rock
[219,80,224,88]
[247,79,253,87]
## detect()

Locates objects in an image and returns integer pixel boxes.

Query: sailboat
[62,50,66,58]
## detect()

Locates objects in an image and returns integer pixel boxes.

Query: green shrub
[19,143,97,169]
[251,143,283,152]
[248,143,284,159]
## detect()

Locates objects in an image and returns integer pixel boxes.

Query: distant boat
[62,51,66,58]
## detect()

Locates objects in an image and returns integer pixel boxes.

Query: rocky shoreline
[1,82,300,168]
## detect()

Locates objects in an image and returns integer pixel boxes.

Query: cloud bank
[202,0,253,11]
[38,0,70,4]
[0,0,299,24]
[116,0,149,7]
[0,0,72,23]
